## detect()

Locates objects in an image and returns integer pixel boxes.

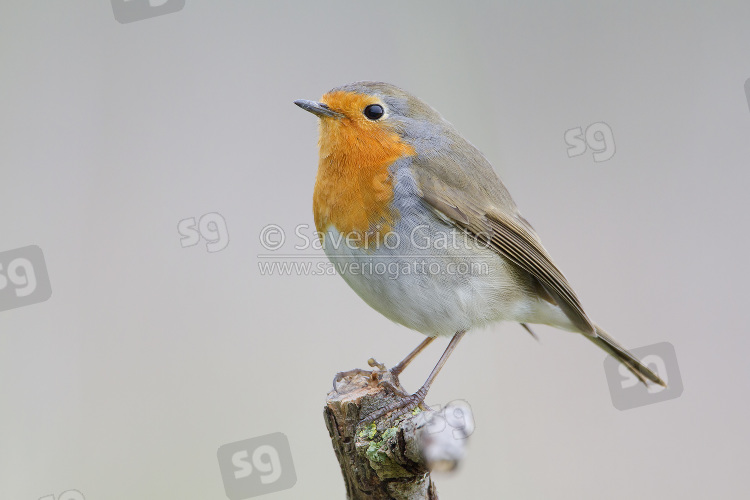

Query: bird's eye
[363,104,384,120]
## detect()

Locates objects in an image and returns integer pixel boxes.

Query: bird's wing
[412,154,596,336]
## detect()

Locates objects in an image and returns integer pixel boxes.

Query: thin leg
[332,337,435,393]
[391,336,436,377]
[362,331,466,424]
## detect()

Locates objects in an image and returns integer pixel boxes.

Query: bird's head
[295,81,450,162]
[294,82,455,242]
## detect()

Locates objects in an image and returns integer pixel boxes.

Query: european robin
[295,82,665,422]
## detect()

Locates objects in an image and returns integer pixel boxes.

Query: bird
[294,81,665,423]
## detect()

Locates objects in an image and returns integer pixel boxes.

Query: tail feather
[520,323,540,342]
[589,325,666,387]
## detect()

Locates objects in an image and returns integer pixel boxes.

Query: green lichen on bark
[358,423,378,440]
[364,427,398,463]
[326,369,445,498]
[358,423,412,478]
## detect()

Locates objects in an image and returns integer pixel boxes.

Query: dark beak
[294,99,340,118]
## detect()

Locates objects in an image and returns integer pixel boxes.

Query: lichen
[359,424,413,478]
[364,426,396,463]
[358,423,377,440]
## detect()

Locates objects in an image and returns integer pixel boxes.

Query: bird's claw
[367,357,386,371]
[360,388,429,426]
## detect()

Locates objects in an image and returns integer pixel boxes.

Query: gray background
[1,1,749,498]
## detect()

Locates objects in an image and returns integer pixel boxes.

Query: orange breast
[313,92,415,248]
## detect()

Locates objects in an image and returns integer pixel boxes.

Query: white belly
[321,221,543,337]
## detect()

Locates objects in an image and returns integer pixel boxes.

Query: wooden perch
[324,365,473,499]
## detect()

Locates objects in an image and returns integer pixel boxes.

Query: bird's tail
[589,325,666,387]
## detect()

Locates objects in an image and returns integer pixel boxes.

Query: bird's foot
[367,357,387,371]
[360,387,430,425]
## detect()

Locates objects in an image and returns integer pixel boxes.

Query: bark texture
[324,367,471,499]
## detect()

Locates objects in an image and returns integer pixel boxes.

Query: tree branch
[324,367,472,499]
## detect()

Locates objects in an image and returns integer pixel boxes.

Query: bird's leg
[390,336,436,378]
[333,337,435,390]
[361,331,466,425]
[333,337,438,395]
[334,337,436,393]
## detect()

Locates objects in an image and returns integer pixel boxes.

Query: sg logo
[217,432,297,499]
[565,121,616,162]
[39,490,84,500]
[178,212,229,253]
[603,342,684,410]
[111,0,185,24]
[0,245,52,313]
[420,400,475,439]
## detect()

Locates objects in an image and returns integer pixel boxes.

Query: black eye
[364,104,384,120]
